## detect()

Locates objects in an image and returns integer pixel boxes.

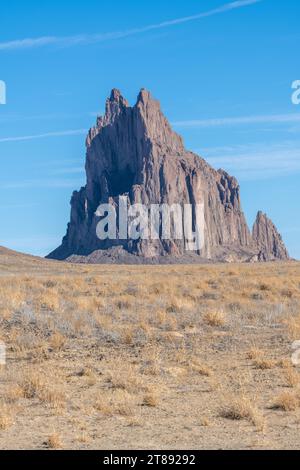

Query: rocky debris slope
[47,89,289,263]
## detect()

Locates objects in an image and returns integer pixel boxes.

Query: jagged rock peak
[252,211,289,261]
[107,88,129,108]
[87,88,184,152]
[110,88,122,101]
[104,88,129,122]
[86,89,128,146]
[136,88,153,105]
[47,88,290,264]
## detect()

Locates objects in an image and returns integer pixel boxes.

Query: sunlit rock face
[252,211,289,261]
[47,89,289,264]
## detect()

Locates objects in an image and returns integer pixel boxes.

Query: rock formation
[252,211,289,261]
[47,88,289,263]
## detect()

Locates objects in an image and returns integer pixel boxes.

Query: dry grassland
[1,248,300,449]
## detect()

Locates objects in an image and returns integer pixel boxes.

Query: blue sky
[0,0,300,258]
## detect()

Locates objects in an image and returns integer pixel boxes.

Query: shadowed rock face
[252,211,290,261]
[47,89,289,263]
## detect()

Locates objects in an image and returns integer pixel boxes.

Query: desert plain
[1,247,300,449]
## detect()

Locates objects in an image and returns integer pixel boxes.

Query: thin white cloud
[1,179,84,189]
[0,129,87,143]
[1,111,299,145]
[0,0,262,51]
[0,112,87,124]
[50,167,85,175]
[199,141,300,180]
[0,202,40,209]
[0,37,59,51]
[173,113,300,128]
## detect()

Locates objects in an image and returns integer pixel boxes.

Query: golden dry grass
[46,433,62,449]
[203,311,226,327]
[272,392,300,412]
[0,249,300,449]
[0,403,13,430]
[220,395,259,423]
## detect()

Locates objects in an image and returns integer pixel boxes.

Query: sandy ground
[1,247,300,449]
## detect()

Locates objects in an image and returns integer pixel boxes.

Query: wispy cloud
[50,167,85,175]
[1,179,84,189]
[173,113,300,128]
[0,112,91,124]
[2,111,299,144]
[199,141,300,180]
[0,0,262,51]
[0,202,40,210]
[0,129,87,143]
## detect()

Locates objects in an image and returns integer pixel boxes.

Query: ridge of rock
[47,89,290,263]
[252,211,289,261]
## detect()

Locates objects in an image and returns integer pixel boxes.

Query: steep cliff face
[252,212,289,261]
[47,89,289,263]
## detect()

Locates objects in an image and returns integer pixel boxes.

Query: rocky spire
[252,211,289,261]
[86,88,129,147]
[104,88,129,122]
[135,88,184,154]
[47,89,289,263]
